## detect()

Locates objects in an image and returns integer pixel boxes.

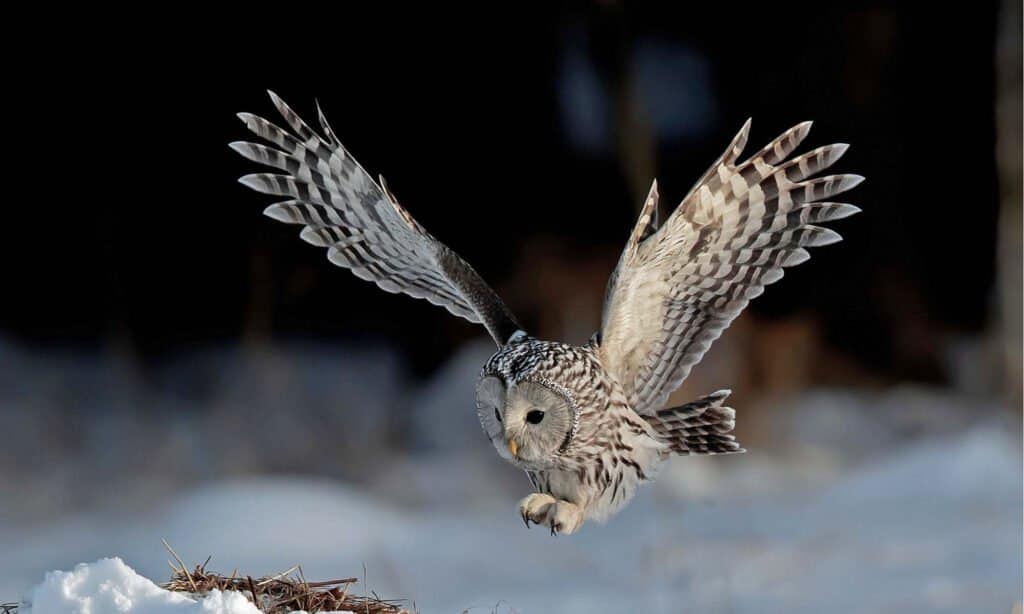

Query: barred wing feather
[232,91,522,347]
[600,120,862,415]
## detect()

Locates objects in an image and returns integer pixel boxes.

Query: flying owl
[232,92,862,535]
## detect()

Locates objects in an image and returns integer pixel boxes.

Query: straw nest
[2,542,411,614]
[161,541,410,614]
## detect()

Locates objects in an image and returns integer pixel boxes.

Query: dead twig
[159,544,408,614]
[161,538,198,594]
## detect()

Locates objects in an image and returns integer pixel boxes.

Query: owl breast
[569,413,667,521]
[527,420,665,522]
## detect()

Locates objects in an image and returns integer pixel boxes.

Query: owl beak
[507,438,519,458]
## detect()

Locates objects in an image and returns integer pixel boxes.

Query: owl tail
[644,390,745,455]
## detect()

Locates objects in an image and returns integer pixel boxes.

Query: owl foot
[517,494,584,535]
[518,492,556,528]
[547,500,584,536]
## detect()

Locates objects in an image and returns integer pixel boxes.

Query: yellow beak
[507,438,519,458]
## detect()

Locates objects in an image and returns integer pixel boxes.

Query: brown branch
[160,555,408,614]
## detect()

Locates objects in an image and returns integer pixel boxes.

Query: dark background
[3,4,1003,384]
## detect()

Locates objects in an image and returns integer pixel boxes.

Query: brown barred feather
[232,92,522,346]
[600,120,863,415]
[644,389,744,455]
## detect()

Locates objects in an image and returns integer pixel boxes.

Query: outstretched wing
[232,91,522,347]
[600,120,862,414]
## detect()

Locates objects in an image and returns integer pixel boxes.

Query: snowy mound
[24,558,350,614]
[28,558,261,613]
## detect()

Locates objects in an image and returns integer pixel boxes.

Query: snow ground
[4,425,1020,613]
[25,557,351,613]
[1,338,1021,612]
[27,557,264,613]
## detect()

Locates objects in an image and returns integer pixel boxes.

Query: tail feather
[645,389,745,455]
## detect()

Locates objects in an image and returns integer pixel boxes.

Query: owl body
[479,336,667,525]
[234,92,861,535]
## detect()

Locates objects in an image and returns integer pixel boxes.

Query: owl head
[475,375,580,467]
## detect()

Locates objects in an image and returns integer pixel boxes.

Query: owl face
[476,375,578,467]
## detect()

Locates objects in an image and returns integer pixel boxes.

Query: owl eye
[494,408,502,423]
[526,409,545,424]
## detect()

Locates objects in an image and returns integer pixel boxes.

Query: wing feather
[600,120,862,414]
[233,92,522,346]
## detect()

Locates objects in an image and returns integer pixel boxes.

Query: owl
[233,92,862,535]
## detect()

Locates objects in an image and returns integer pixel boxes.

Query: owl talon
[518,494,584,535]
[546,500,584,535]
[518,492,556,529]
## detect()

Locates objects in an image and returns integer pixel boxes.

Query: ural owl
[233,92,862,535]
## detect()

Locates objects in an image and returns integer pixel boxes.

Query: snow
[25,557,356,614]
[5,424,1020,613]
[1,339,1020,613]
[27,557,260,613]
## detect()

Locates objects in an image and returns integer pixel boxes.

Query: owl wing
[599,120,862,415]
[232,92,522,347]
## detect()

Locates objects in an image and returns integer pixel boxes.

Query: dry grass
[1,542,412,614]
[162,540,410,614]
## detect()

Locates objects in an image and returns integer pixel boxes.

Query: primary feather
[232,91,522,346]
[600,120,862,415]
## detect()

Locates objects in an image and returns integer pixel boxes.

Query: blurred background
[2,3,1021,612]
